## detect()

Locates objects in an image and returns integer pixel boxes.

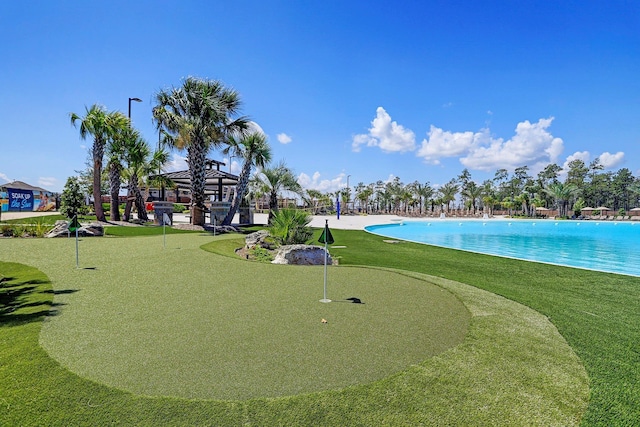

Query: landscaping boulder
[245,230,276,250]
[45,220,104,238]
[271,244,331,265]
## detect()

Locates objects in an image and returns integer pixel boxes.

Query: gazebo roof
[152,160,239,197]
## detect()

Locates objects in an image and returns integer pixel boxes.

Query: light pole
[126,97,142,213]
[346,174,351,214]
[128,97,142,119]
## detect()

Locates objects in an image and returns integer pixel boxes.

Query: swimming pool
[365,219,640,277]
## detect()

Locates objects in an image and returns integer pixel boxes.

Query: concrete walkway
[1,210,405,231]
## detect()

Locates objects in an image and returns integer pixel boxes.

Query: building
[0,181,56,212]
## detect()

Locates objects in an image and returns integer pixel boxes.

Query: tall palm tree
[252,161,302,218]
[220,132,272,225]
[105,120,133,221]
[461,181,482,215]
[356,185,374,214]
[153,77,249,225]
[121,129,171,222]
[438,180,459,214]
[71,105,129,222]
[543,182,579,218]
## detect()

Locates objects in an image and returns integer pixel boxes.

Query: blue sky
[1,1,639,193]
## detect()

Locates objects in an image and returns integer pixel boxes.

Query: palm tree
[105,120,134,221]
[304,189,324,214]
[543,182,579,218]
[220,132,272,225]
[501,196,515,216]
[71,105,129,222]
[439,180,459,214]
[460,181,482,215]
[356,185,374,214]
[410,181,433,215]
[252,161,302,218]
[121,130,171,222]
[153,77,249,225]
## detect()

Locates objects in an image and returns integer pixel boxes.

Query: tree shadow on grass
[0,277,74,327]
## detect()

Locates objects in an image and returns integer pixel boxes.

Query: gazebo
[156,160,239,201]
[151,159,240,224]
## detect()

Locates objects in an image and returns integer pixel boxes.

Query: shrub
[249,246,274,262]
[32,220,52,238]
[173,203,186,213]
[269,209,313,245]
[60,176,85,220]
[1,224,14,237]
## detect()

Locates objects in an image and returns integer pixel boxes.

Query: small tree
[60,176,85,219]
[269,209,313,245]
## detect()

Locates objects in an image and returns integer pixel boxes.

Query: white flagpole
[320,220,331,303]
[162,212,171,249]
[74,215,79,269]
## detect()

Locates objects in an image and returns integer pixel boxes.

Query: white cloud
[559,150,625,172]
[352,107,416,153]
[0,172,10,183]
[560,151,590,173]
[599,151,625,169]
[417,117,564,173]
[462,118,563,171]
[247,121,266,136]
[166,154,188,172]
[277,133,292,144]
[38,177,57,189]
[417,126,487,165]
[298,172,345,193]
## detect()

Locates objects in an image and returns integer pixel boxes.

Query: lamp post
[346,174,351,214]
[128,97,142,119]
[126,97,142,214]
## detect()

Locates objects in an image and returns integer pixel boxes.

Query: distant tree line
[301,160,640,219]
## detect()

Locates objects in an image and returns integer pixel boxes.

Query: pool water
[365,219,640,277]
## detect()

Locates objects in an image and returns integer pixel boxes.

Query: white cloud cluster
[277,133,292,144]
[0,172,10,182]
[353,108,570,174]
[599,151,625,169]
[417,117,564,172]
[416,126,487,165]
[352,107,416,153]
[561,150,625,173]
[298,172,345,193]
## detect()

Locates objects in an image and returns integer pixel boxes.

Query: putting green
[8,234,469,400]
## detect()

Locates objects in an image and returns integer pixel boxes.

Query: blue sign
[8,188,34,211]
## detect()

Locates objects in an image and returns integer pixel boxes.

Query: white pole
[75,215,79,269]
[323,239,328,299]
[163,221,166,249]
[320,220,331,303]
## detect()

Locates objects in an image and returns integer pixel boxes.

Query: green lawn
[324,228,640,426]
[0,231,589,425]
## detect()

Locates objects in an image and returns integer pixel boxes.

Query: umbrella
[630,207,640,211]
[535,207,550,211]
[595,206,610,211]
[581,207,595,211]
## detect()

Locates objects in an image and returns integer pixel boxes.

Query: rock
[204,224,240,234]
[271,244,331,265]
[45,220,104,238]
[245,230,275,249]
